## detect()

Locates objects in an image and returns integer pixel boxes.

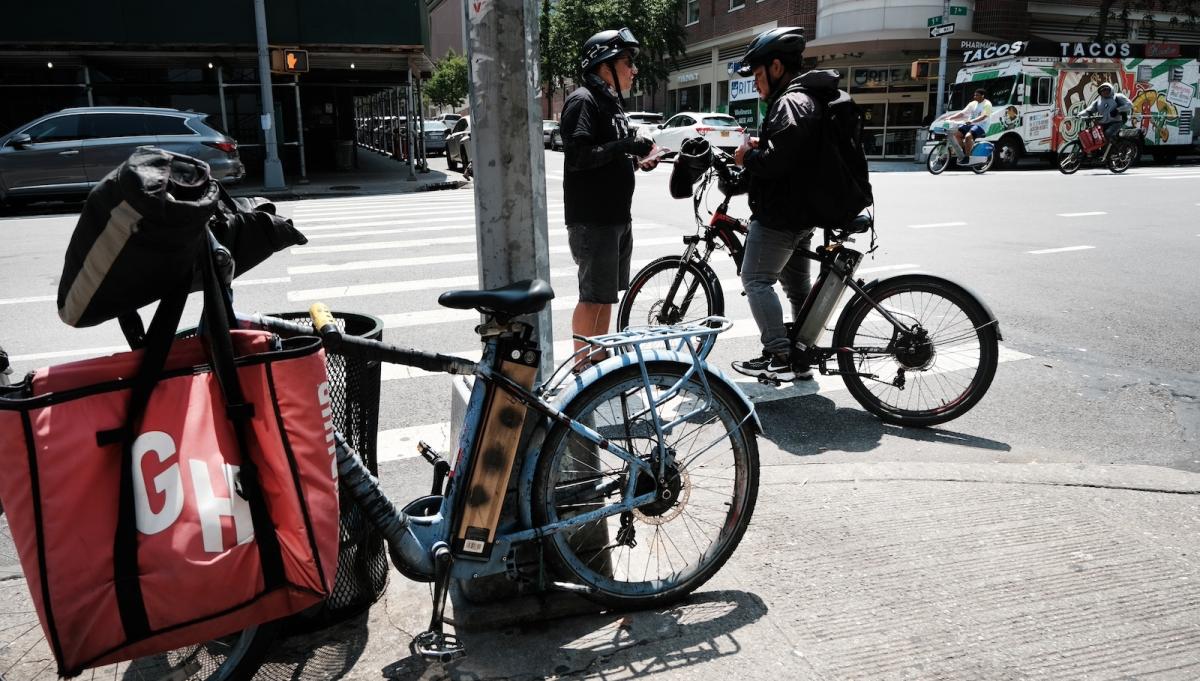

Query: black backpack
[799,88,873,227]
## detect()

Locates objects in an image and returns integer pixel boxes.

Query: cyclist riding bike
[948,88,992,160]
[1080,82,1133,143]
[731,26,836,382]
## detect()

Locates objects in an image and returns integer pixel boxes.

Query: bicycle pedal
[756,376,783,387]
[416,440,445,465]
[411,630,466,664]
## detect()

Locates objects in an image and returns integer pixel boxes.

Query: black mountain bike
[617,150,1002,427]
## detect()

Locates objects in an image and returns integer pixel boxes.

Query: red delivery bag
[1079,124,1106,153]
[0,244,339,676]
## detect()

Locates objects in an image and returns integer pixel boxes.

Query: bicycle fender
[516,349,761,529]
[837,272,1003,341]
[631,256,726,315]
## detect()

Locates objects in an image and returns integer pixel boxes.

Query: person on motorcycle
[950,88,992,159]
[1080,82,1133,144]
[729,26,836,382]
[560,28,657,370]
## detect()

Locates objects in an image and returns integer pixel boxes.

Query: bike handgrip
[309,302,339,338]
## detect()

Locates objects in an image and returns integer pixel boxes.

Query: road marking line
[298,208,478,222]
[1056,211,1106,217]
[377,344,1035,461]
[287,235,682,275]
[299,212,565,233]
[1028,245,1095,255]
[305,213,565,239]
[232,276,291,287]
[907,222,966,229]
[0,294,56,306]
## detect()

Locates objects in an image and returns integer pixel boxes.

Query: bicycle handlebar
[237,310,478,376]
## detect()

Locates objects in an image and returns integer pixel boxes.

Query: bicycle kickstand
[410,542,466,664]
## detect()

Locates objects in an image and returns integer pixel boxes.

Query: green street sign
[928,16,943,26]
[950,5,967,15]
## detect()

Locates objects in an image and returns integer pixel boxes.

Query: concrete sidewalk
[259,454,1200,680]
[229,148,465,201]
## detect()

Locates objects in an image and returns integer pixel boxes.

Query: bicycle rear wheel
[833,274,999,427]
[532,361,758,608]
[1106,139,1136,173]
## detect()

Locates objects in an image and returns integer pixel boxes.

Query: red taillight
[695,126,713,135]
[204,140,238,154]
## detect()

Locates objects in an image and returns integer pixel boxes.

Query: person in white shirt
[949,88,992,159]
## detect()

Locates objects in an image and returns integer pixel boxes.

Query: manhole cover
[330,185,361,191]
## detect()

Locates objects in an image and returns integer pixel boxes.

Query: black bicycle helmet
[580,27,641,74]
[668,137,713,199]
[737,27,806,77]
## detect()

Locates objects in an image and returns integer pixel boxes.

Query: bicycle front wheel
[0,534,278,681]
[833,275,999,427]
[532,361,758,608]
[1057,142,1083,174]
[926,142,951,175]
[616,257,722,331]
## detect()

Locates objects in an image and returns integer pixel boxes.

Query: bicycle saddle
[438,279,555,317]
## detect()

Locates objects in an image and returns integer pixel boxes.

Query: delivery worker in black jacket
[560,27,657,369]
[731,26,838,382]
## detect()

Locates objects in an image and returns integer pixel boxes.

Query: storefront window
[847,64,931,158]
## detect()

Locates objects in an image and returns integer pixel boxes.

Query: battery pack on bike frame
[451,336,540,560]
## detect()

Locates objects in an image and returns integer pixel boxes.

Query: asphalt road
[1,151,1197,485]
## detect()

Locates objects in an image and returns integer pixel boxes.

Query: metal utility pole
[253,0,286,189]
[935,0,950,118]
[463,0,552,371]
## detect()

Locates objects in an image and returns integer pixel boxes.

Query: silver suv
[0,106,244,205]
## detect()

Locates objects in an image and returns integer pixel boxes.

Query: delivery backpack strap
[196,230,287,596]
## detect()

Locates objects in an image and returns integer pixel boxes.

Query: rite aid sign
[730,77,758,102]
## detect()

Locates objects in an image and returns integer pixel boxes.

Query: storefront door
[853,93,926,158]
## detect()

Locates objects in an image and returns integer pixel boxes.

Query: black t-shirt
[560,82,635,225]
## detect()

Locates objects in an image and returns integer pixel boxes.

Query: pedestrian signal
[271,48,309,74]
[910,60,936,80]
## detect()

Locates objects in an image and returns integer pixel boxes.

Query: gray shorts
[567,221,633,304]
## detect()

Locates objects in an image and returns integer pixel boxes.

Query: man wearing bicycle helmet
[730,26,836,382]
[560,28,657,369]
[1081,82,1133,143]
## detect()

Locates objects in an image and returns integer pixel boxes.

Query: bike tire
[532,361,758,609]
[0,503,278,681]
[833,275,999,427]
[926,142,951,175]
[970,151,993,174]
[1057,142,1082,174]
[1107,139,1136,173]
[616,257,723,331]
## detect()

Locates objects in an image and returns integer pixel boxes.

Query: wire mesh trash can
[269,311,390,632]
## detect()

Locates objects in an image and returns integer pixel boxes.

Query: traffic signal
[911,59,936,80]
[271,48,309,74]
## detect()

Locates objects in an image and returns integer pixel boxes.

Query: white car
[625,111,664,136]
[652,112,743,156]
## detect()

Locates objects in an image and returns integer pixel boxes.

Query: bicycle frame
[243,311,745,583]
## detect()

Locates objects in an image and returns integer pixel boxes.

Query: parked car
[652,112,743,156]
[0,106,243,206]
[542,120,559,149]
[445,115,472,174]
[422,120,448,156]
[549,126,564,151]
[439,113,462,125]
[626,111,664,136]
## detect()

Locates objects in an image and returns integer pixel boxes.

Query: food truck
[925,40,1199,168]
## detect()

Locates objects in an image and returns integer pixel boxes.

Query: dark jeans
[740,220,813,356]
[1102,121,1123,145]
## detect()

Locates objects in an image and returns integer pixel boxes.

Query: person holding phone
[560,27,658,370]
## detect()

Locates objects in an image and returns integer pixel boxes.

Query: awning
[806,28,1005,58]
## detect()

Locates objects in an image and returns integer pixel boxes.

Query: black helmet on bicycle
[736,27,806,77]
[669,137,713,199]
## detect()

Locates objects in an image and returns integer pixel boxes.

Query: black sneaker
[732,352,795,382]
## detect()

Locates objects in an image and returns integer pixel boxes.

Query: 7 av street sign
[930,22,956,38]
